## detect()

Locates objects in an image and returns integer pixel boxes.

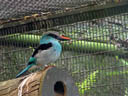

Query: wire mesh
[0,0,117,19]
[0,0,128,96]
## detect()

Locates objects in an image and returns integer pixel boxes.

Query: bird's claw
[43,65,56,71]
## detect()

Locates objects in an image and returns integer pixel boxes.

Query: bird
[16,31,71,78]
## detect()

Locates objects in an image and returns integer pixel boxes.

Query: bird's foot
[43,65,56,71]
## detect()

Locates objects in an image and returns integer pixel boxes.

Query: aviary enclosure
[0,0,128,96]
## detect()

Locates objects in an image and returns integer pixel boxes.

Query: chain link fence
[0,0,128,96]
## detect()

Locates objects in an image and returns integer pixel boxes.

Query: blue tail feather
[16,64,33,78]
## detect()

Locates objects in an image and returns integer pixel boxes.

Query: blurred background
[0,0,128,96]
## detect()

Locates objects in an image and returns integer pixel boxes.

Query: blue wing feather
[16,57,36,78]
[16,64,33,78]
[16,38,60,78]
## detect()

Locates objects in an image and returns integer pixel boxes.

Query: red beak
[59,35,71,40]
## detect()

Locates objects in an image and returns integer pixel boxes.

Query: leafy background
[0,13,128,96]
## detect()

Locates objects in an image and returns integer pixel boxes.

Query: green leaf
[76,70,99,95]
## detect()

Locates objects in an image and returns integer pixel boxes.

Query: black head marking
[44,31,60,39]
[47,33,59,39]
[42,31,70,41]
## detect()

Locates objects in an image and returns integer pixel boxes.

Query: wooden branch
[0,66,79,96]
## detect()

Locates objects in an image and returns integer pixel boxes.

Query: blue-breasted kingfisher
[16,31,71,78]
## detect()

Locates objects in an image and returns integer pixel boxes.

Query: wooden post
[0,66,79,96]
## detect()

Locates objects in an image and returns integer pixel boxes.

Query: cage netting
[0,0,128,96]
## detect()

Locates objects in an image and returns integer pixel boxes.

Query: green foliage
[63,40,118,53]
[105,56,128,76]
[1,14,128,96]
[76,70,99,95]
[125,88,128,96]
[106,70,128,77]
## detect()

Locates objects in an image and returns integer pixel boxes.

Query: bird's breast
[36,41,62,66]
[50,41,62,61]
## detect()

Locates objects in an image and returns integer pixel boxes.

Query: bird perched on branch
[16,31,71,78]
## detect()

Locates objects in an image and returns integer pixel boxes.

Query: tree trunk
[0,66,79,96]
